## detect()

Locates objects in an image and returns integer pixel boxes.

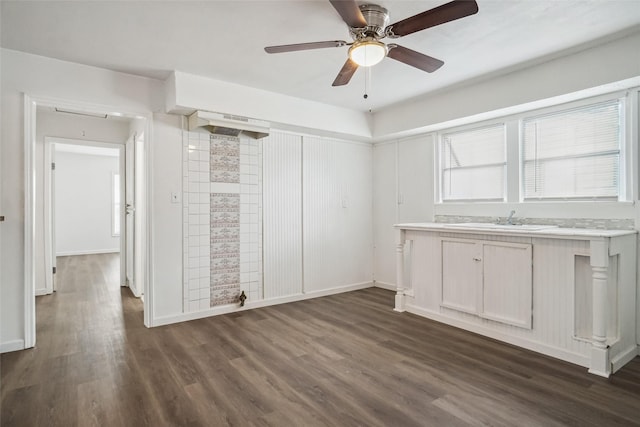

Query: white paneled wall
[373,143,397,286]
[179,129,374,318]
[303,137,373,292]
[335,140,374,286]
[372,136,433,287]
[303,136,342,292]
[263,132,303,299]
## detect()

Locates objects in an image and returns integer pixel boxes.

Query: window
[440,123,506,201]
[112,173,120,236]
[522,99,622,200]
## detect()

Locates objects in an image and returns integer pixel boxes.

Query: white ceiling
[2,1,640,113]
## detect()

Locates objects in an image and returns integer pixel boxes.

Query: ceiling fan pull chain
[363,66,369,99]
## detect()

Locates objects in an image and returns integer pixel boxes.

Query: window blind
[522,99,621,200]
[440,124,506,201]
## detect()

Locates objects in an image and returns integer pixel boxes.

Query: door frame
[24,94,154,348]
[43,137,126,294]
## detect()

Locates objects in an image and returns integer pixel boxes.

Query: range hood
[187,111,270,139]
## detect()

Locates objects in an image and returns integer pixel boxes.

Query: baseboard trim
[153,282,374,327]
[373,281,396,291]
[57,249,120,256]
[405,304,591,369]
[611,345,639,373]
[0,339,25,353]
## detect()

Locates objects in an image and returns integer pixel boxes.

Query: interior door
[125,135,135,290]
[43,140,57,294]
[51,144,57,292]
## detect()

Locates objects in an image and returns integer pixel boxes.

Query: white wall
[1,48,163,350]
[372,136,433,287]
[151,113,184,319]
[166,71,373,141]
[372,142,397,287]
[54,150,120,256]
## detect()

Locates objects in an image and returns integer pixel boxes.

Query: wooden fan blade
[332,59,359,86]
[265,40,347,54]
[329,0,367,28]
[386,0,478,37]
[387,45,444,73]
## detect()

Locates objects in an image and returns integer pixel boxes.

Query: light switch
[171,192,180,203]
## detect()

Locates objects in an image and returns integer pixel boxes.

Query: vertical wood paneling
[303,136,339,292]
[262,132,303,298]
[303,137,373,293]
[481,242,532,329]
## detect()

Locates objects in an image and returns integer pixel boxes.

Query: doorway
[24,96,151,348]
[43,138,125,295]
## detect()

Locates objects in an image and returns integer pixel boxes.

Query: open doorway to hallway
[46,140,124,295]
[28,103,149,348]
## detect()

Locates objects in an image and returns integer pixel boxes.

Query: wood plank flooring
[2,253,640,426]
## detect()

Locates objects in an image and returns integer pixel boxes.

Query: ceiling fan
[264,0,479,86]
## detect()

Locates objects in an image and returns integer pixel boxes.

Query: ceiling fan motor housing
[353,4,389,39]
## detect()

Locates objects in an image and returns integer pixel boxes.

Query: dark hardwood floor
[2,253,640,426]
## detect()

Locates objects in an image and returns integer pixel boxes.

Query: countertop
[394,222,637,239]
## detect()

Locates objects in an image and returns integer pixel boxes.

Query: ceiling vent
[187,111,270,139]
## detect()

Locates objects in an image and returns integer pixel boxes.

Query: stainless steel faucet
[506,210,516,225]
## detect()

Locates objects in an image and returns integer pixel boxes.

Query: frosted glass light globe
[349,41,387,67]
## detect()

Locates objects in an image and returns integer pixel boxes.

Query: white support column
[394,228,406,312]
[588,238,610,377]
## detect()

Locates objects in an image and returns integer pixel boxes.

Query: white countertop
[395,222,637,239]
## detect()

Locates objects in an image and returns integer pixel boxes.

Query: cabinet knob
[473,257,482,262]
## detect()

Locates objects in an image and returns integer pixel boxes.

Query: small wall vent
[187,111,270,139]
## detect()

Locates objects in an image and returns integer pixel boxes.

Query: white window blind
[440,124,506,201]
[522,99,622,200]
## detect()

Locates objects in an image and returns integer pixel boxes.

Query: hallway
[1,254,145,425]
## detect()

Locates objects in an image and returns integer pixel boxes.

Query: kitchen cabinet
[441,238,532,329]
[393,222,637,377]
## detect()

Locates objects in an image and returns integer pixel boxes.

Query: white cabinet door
[441,238,532,329]
[441,239,480,314]
[481,242,532,329]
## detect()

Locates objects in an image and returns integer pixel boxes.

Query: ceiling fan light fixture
[348,40,387,67]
